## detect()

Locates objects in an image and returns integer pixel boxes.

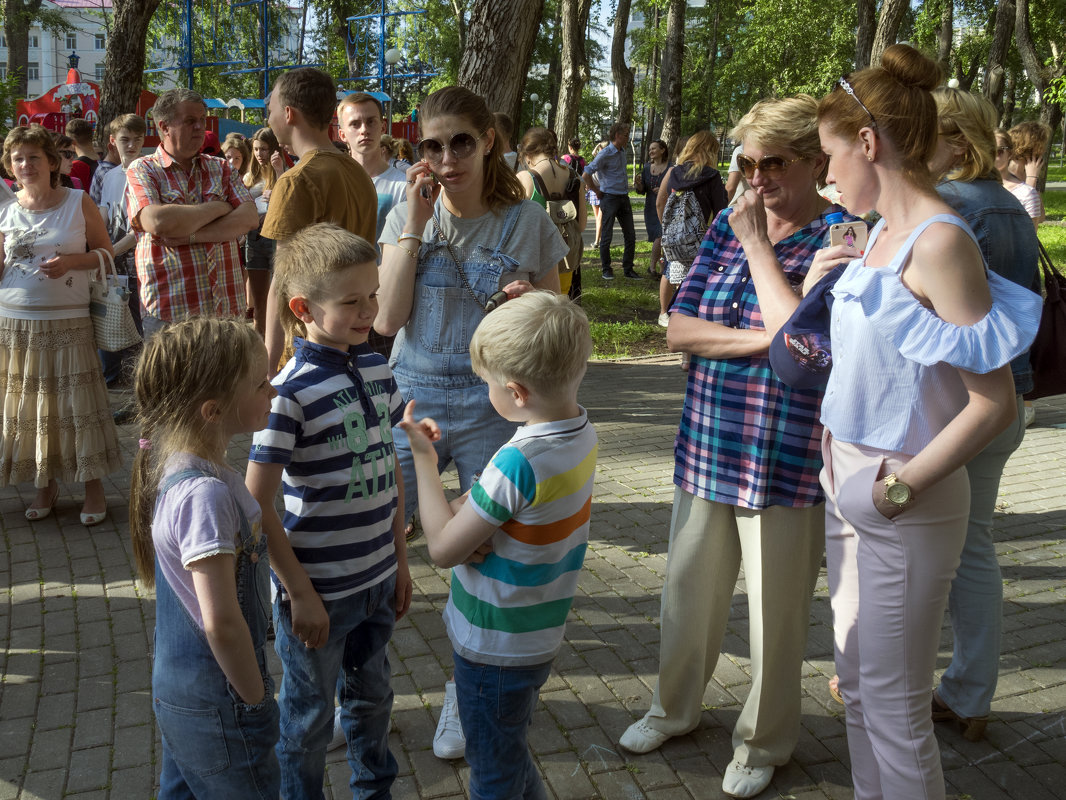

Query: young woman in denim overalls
[129,318,281,798]
[376,85,566,762]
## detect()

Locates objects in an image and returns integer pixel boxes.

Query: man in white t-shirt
[337,92,407,244]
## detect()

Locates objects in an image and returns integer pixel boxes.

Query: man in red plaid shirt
[126,88,258,335]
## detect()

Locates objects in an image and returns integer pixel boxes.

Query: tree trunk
[869,0,909,67]
[698,0,721,131]
[554,0,593,145]
[611,0,634,124]
[854,0,876,69]
[3,0,44,99]
[96,0,162,144]
[546,1,562,131]
[1001,70,1016,128]
[983,0,1015,115]
[658,0,685,154]
[1015,0,1065,191]
[936,0,953,75]
[458,0,545,127]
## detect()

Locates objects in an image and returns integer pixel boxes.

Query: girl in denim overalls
[376,86,568,762]
[129,318,280,799]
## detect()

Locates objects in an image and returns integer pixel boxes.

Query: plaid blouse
[669,206,848,510]
[127,146,251,322]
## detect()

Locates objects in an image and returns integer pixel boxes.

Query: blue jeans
[392,381,518,523]
[274,574,398,800]
[598,193,635,273]
[938,395,1026,718]
[452,652,551,800]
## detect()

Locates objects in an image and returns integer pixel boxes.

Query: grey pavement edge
[2,356,1065,800]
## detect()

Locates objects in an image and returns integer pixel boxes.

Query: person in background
[1007,120,1051,190]
[391,137,415,170]
[241,128,286,338]
[494,111,518,169]
[586,140,606,248]
[725,142,748,204]
[583,123,638,281]
[635,138,671,279]
[53,134,83,189]
[994,129,1044,232]
[66,118,98,186]
[89,135,121,204]
[222,134,253,187]
[561,136,586,175]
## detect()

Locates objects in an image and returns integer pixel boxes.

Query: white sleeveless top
[0,188,89,320]
[821,214,1041,456]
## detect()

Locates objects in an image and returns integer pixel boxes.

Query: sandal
[931,689,987,742]
[828,674,844,705]
[25,483,60,521]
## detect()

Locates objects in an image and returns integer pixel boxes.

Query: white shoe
[618,717,670,754]
[722,760,773,798]
[433,680,466,760]
[1024,404,1036,427]
[658,312,669,328]
[328,706,346,751]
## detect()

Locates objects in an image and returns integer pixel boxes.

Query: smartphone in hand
[829,222,867,253]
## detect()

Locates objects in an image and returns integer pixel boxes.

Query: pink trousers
[822,432,968,800]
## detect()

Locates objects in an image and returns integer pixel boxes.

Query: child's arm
[245,461,330,648]
[398,402,499,568]
[392,456,413,620]
[189,554,264,705]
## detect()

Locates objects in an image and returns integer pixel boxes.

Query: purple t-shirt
[152,454,262,629]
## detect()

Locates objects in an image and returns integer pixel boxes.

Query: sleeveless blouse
[821,214,1041,455]
[0,189,89,320]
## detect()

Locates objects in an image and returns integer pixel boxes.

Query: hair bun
[880,44,941,92]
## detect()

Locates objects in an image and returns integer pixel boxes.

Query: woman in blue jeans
[927,86,1042,741]
[376,85,565,760]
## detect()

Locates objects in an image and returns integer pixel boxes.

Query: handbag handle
[91,248,118,283]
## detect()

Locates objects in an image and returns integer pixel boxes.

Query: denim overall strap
[488,201,524,270]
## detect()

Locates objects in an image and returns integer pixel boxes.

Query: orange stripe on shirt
[502,496,592,546]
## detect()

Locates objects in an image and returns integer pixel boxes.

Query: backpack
[661,188,707,267]
[530,168,584,274]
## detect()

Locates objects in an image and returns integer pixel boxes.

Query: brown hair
[337,91,384,119]
[129,317,264,584]
[110,113,147,137]
[65,117,94,144]
[421,86,524,212]
[676,130,721,179]
[249,127,281,190]
[3,125,61,188]
[932,87,999,183]
[1008,120,1051,162]
[272,68,337,130]
[519,127,558,160]
[392,138,414,163]
[221,134,253,186]
[817,44,941,188]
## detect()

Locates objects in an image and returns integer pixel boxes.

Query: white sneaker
[722,760,773,798]
[1024,404,1036,427]
[328,706,346,751]
[618,717,670,754]
[658,312,669,328]
[433,680,466,760]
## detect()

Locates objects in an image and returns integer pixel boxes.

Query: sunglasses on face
[59,149,75,159]
[735,154,804,180]
[996,146,1012,155]
[418,131,485,164]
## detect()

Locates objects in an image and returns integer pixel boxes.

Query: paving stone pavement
[2,355,1065,800]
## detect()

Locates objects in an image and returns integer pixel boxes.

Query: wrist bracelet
[398,231,423,244]
[397,245,418,262]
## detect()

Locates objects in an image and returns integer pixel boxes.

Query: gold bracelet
[398,231,423,244]
[397,245,418,261]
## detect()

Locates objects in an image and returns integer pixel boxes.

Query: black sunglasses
[735,154,804,180]
[59,149,76,159]
[418,131,485,164]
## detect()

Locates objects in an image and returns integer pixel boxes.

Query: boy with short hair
[246,223,410,799]
[66,117,98,186]
[399,291,598,799]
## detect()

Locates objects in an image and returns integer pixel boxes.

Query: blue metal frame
[344,0,438,87]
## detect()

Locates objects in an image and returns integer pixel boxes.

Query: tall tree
[854,0,876,69]
[3,0,44,97]
[936,0,954,73]
[658,0,685,153]
[457,0,544,125]
[868,0,909,66]
[983,0,1016,116]
[611,0,634,124]
[554,0,593,145]
[96,0,162,140]
[1014,0,1064,190]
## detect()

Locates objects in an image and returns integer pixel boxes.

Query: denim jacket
[936,178,1041,395]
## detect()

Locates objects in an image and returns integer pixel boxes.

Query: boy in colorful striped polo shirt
[400,290,598,799]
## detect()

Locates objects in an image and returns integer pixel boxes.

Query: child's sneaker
[433,680,466,759]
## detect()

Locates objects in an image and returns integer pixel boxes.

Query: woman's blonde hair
[273,223,379,344]
[3,124,61,188]
[128,317,265,584]
[676,130,721,179]
[732,94,827,185]
[420,86,524,213]
[249,127,281,190]
[392,138,414,163]
[221,134,253,187]
[1008,120,1051,162]
[932,87,999,183]
[818,44,941,188]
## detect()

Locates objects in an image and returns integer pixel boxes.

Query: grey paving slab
[1,360,1065,799]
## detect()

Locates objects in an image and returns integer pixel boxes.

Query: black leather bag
[1024,242,1066,400]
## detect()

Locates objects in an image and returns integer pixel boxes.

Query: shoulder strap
[494,202,524,253]
[891,213,979,274]
[528,169,550,200]
[159,467,217,495]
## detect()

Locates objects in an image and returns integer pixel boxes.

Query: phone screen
[829,222,867,253]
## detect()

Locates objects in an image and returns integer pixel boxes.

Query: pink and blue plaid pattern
[669,206,849,510]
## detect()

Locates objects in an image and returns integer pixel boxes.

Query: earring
[867,155,873,162]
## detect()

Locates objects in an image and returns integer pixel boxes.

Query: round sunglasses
[417,131,486,164]
[735,154,805,180]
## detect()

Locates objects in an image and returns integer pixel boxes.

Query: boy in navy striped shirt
[400,291,598,799]
[246,223,410,799]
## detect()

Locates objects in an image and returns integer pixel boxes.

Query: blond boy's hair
[273,223,378,343]
[110,113,147,137]
[469,291,591,396]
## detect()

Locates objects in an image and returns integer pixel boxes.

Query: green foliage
[0,70,23,135]
[1037,220,1065,267]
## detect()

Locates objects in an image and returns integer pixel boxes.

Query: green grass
[1038,224,1066,268]
[1045,164,1066,183]
[1042,187,1065,222]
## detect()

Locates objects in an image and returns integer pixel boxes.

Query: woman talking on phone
[375,85,566,762]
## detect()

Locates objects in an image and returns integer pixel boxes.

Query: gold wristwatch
[883,473,913,508]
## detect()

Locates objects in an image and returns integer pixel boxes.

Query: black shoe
[601,269,615,281]
[623,270,641,280]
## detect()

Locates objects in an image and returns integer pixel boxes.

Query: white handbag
[88,248,141,352]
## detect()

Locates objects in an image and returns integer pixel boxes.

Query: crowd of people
[0,43,1054,799]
